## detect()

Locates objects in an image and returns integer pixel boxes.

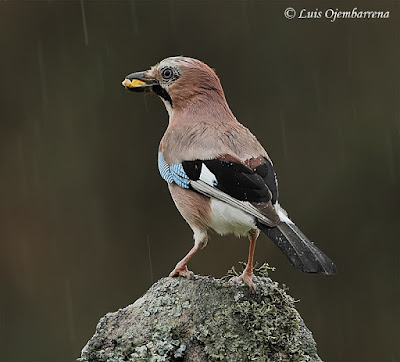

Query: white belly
[209,199,256,237]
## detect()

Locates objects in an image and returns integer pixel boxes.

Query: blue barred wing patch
[158,152,190,189]
[158,152,173,183]
[170,163,190,188]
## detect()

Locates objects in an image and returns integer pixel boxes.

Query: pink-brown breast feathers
[168,183,211,230]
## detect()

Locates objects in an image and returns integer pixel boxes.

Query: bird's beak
[121,71,158,92]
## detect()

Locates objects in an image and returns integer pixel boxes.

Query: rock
[79,266,322,361]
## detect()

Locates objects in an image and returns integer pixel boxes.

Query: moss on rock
[79,265,322,362]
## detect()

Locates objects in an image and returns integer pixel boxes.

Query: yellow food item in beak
[122,78,147,88]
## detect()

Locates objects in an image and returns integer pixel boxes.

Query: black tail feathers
[257,221,337,275]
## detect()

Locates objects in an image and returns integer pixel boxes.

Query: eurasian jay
[122,56,336,290]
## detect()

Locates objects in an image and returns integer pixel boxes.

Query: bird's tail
[256,220,337,275]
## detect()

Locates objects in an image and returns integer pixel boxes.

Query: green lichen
[130,325,186,361]
[194,277,309,361]
[79,265,321,362]
[225,262,276,279]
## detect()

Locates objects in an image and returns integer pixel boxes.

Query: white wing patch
[199,164,218,186]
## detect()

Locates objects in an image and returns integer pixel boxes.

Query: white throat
[161,98,173,118]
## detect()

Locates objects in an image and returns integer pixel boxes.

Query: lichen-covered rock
[79,266,322,362]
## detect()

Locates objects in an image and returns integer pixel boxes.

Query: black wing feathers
[204,159,269,202]
[181,160,202,180]
[182,157,278,204]
[254,158,278,204]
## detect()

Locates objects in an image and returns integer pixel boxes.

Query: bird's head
[122,56,228,117]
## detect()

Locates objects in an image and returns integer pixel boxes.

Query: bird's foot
[230,271,255,291]
[169,264,194,279]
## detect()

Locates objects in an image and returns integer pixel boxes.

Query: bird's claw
[230,272,256,291]
[169,265,195,279]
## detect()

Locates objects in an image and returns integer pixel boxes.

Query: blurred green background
[0,1,399,361]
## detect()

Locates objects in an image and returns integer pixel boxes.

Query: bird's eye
[161,67,174,81]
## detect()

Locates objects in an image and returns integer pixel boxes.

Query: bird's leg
[231,229,260,290]
[169,245,199,279]
[169,227,208,279]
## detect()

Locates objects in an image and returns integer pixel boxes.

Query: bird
[122,56,336,290]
